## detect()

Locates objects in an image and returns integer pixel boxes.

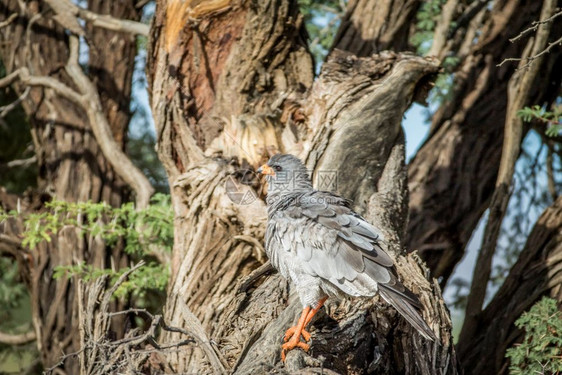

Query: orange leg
[304,297,327,326]
[281,307,310,361]
[281,297,328,361]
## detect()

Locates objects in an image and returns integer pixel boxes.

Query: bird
[257,154,437,361]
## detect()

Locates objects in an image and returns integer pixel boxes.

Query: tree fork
[148,0,457,373]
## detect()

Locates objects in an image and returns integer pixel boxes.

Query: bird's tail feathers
[378,284,437,341]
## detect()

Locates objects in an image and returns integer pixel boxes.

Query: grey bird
[257,154,436,361]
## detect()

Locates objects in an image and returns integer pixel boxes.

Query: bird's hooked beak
[257,164,275,176]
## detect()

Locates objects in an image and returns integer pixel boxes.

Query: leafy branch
[506,297,562,374]
[298,0,346,63]
[517,105,562,137]
[0,193,173,298]
[411,0,448,55]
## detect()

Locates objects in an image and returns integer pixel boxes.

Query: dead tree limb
[64,262,216,375]
[65,35,154,208]
[0,330,36,345]
[44,0,149,36]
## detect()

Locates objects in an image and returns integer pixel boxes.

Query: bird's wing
[276,192,405,298]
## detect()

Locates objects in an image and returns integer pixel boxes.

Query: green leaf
[506,297,562,374]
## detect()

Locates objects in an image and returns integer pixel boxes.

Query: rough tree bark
[0,1,141,372]
[148,0,456,373]
[331,0,562,286]
[328,1,562,370]
[331,0,420,55]
[327,0,562,286]
[306,19,562,375]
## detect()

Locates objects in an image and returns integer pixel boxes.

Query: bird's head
[257,154,312,198]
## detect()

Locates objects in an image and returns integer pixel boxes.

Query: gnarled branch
[0,40,155,208]
[65,36,154,208]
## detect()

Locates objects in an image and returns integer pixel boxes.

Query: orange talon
[280,297,328,362]
[283,326,311,342]
[281,340,310,361]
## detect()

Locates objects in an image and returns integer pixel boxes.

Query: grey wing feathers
[293,192,436,341]
[299,194,393,267]
[291,192,395,294]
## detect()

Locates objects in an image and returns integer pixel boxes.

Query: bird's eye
[274,165,282,171]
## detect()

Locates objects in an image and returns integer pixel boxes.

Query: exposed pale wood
[45,0,149,36]
[0,330,36,345]
[66,35,154,208]
[148,1,315,372]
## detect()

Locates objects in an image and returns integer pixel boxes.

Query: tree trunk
[406,0,562,284]
[457,195,562,375]
[327,2,562,369]
[329,0,562,286]
[331,0,420,55]
[148,0,457,373]
[0,1,140,372]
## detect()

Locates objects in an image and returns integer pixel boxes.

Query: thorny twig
[510,10,562,43]
[498,10,562,68]
[499,35,562,69]
[45,262,208,375]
